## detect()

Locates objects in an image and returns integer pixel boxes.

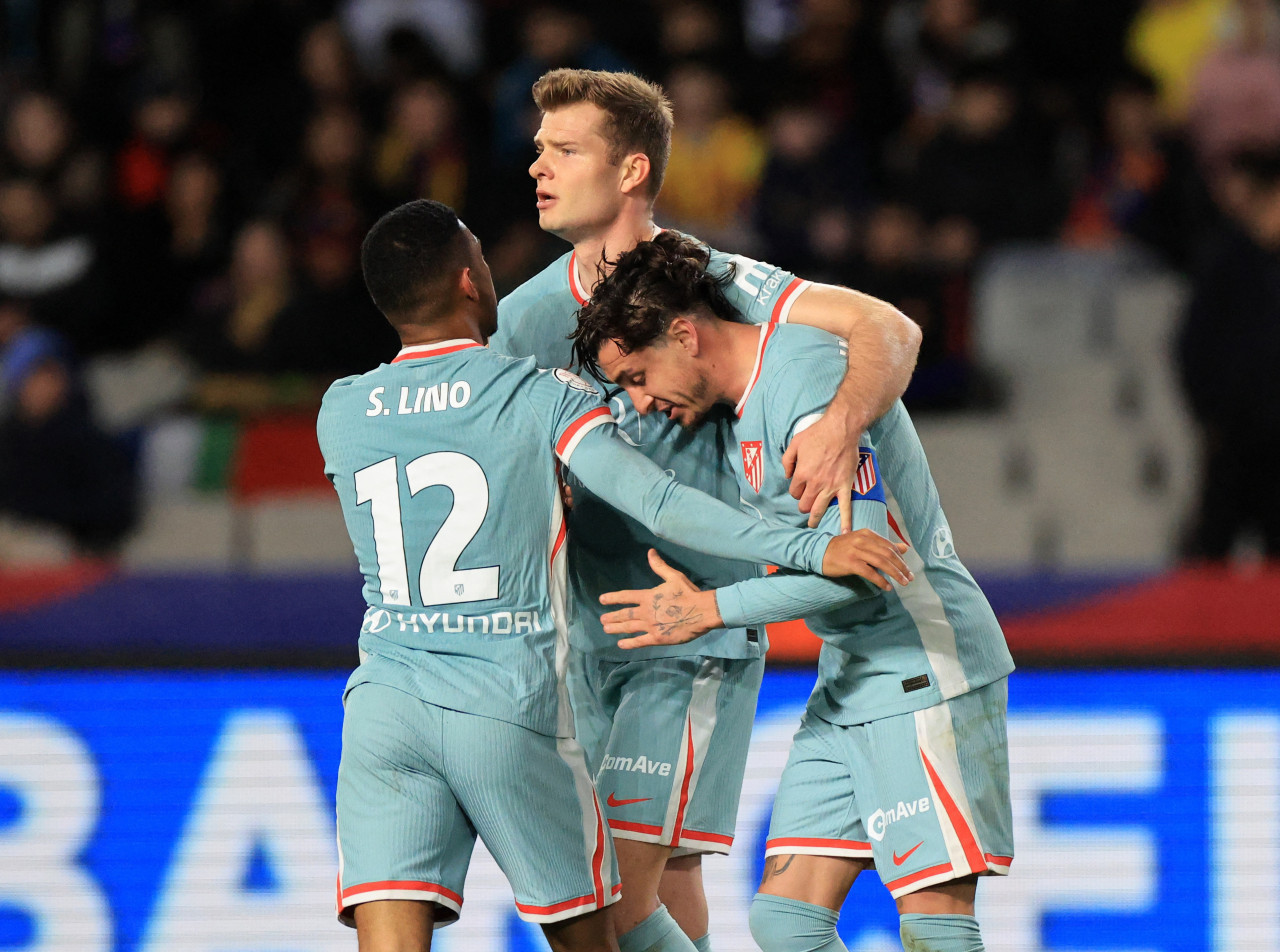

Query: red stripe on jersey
[681,828,734,846]
[391,340,483,362]
[516,893,597,915]
[884,861,955,892]
[735,323,776,417]
[341,879,464,906]
[670,715,697,843]
[766,836,873,852]
[886,510,909,546]
[985,853,1013,867]
[921,750,987,875]
[770,278,804,323]
[556,406,613,457]
[567,253,590,305]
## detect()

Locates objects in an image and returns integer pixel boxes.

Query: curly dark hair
[571,231,742,380]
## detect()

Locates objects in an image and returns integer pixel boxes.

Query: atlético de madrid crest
[741,440,764,493]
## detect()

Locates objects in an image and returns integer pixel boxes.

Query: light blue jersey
[716,323,1015,725]
[318,338,835,737]
[494,243,813,661]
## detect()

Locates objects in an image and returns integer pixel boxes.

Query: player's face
[529,103,627,242]
[595,333,714,428]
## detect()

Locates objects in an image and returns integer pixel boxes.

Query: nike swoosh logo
[606,793,652,807]
[893,842,924,866]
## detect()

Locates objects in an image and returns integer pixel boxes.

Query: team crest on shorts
[742,440,764,493]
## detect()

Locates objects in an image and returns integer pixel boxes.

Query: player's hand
[599,549,723,649]
[782,409,860,531]
[820,529,912,590]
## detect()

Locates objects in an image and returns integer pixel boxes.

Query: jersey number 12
[354,452,500,607]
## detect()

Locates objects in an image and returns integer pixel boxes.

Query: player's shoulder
[498,251,574,318]
[766,322,846,366]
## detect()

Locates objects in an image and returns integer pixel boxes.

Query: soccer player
[572,231,1016,952]
[317,201,913,952]
[490,68,923,952]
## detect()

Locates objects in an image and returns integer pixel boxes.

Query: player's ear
[669,316,699,354]
[459,266,479,301]
[618,152,651,196]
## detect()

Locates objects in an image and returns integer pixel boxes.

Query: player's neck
[708,319,768,408]
[571,209,659,297]
[397,311,486,349]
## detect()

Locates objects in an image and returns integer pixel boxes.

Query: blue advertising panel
[1,670,1277,951]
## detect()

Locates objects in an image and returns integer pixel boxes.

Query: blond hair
[532,68,674,199]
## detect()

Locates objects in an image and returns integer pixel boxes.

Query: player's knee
[748,893,843,952]
[898,913,984,952]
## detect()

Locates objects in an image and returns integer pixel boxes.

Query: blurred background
[0,1,1277,950]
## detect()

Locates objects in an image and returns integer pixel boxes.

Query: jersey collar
[391,339,484,363]
[735,323,776,417]
[568,227,666,306]
[567,252,591,305]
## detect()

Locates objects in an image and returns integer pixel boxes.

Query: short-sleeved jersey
[317,339,613,737]
[728,323,1015,725]
[493,243,812,661]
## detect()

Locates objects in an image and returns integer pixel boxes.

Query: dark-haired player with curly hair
[574,231,1015,952]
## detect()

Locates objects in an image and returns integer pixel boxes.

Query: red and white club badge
[741,440,764,493]
[853,450,878,495]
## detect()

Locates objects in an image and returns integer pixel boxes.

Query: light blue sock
[899,914,984,951]
[748,893,847,952]
[618,904,698,952]
[691,933,712,952]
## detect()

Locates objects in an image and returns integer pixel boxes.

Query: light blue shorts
[570,650,764,855]
[765,677,1013,897]
[336,682,619,927]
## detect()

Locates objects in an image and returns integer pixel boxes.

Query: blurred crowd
[0,0,1278,558]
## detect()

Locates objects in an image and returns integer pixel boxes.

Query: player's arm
[601,502,905,649]
[782,284,921,530]
[564,421,911,584]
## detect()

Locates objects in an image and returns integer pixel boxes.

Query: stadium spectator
[755,97,871,273]
[657,61,767,249]
[913,64,1064,266]
[1127,0,1230,122]
[884,0,1017,140]
[1063,70,1211,270]
[0,178,107,354]
[1187,0,1280,174]
[0,302,137,554]
[181,219,294,382]
[1177,148,1280,559]
[373,78,467,209]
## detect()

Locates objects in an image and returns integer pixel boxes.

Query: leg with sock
[690,934,711,952]
[898,914,984,952]
[749,894,847,952]
[617,904,698,952]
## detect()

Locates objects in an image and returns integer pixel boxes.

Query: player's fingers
[618,633,665,649]
[838,488,853,534]
[788,473,807,501]
[599,589,647,606]
[646,549,693,586]
[806,491,835,528]
[602,617,651,635]
[847,559,893,591]
[781,443,798,478]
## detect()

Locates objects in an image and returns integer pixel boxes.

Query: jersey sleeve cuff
[714,586,750,628]
[555,406,613,464]
[771,279,812,324]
